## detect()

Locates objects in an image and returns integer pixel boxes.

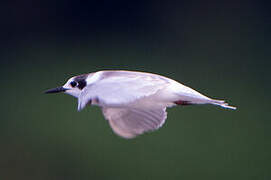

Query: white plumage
[45,70,236,139]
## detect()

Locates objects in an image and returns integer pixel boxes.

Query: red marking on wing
[174,100,192,105]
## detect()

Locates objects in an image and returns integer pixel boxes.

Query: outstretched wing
[78,72,169,110]
[102,107,167,138]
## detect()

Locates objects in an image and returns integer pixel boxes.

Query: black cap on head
[74,74,88,90]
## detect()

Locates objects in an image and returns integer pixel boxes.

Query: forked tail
[209,99,237,110]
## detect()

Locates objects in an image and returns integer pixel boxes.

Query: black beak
[44,87,69,94]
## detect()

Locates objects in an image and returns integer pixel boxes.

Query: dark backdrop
[1,1,270,180]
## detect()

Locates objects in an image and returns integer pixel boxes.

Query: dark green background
[1,1,270,179]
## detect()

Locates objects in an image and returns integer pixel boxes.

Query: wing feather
[102,107,167,138]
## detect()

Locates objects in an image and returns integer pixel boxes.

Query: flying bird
[45,70,236,138]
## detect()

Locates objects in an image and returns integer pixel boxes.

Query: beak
[44,87,69,94]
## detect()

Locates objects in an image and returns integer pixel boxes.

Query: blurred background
[1,0,270,179]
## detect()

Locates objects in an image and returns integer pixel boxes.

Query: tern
[45,70,236,138]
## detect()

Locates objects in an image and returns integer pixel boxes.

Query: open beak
[44,87,69,94]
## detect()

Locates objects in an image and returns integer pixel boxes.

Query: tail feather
[209,99,237,110]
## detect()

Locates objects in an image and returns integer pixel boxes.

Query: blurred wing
[78,74,169,110]
[102,107,167,138]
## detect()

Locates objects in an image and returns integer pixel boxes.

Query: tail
[209,99,237,110]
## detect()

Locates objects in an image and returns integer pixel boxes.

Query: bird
[45,70,236,139]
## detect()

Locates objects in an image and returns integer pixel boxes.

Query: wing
[102,107,167,138]
[78,72,169,111]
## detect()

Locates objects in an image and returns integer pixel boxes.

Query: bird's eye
[70,81,77,87]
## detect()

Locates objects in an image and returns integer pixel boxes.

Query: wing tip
[210,99,237,110]
[220,104,237,110]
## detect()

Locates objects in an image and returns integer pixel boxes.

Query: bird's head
[45,72,102,98]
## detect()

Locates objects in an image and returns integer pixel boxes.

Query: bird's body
[45,70,236,138]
